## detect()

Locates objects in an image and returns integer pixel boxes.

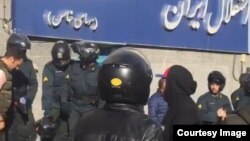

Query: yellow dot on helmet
[111,78,122,86]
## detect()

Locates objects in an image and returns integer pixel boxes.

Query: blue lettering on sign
[161,0,249,34]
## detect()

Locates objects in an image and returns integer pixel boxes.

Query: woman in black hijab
[163,65,201,141]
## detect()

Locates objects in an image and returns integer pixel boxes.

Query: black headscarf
[163,65,201,141]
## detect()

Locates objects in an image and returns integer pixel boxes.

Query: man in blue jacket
[148,78,168,126]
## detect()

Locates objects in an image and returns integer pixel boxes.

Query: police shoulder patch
[65,74,70,79]
[43,76,48,82]
[236,97,240,101]
[198,104,202,110]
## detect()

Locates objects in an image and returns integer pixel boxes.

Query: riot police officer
[0,33,29,141]
[231,73,250,110]
[197,71,233,124]
[73,47,163,141]
[240,73,250,106]
[68,41,101,139]
[7,34,38,141]
[41,41,72,141]
[223,73,250,125]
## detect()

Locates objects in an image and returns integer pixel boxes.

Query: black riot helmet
[208,71,226,91]
[71,41,100,66]
[98,47,152,105]
[7,33,31,50]
[35,116,58,139]
[6,33,31,59]
[51,40,71,69]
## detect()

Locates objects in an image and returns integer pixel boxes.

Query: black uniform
[224,74,250,124]
[223,105,250,125]
[231,88,250,110]
[42,61,72,141]
[7,59,38,141]
[231,75,250,110]
[197,92,232,124]
[40,40,73,141]
[68,62,100,139]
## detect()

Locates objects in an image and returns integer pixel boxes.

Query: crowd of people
[0,33,250,141]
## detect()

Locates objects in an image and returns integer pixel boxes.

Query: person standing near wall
[223,73,250,125]
[0,33,27,141]
[7,34,38,141]
[197,71,232,124]
[148,78,168,126]
[231,72,250,110]
[41,41,72,141]
[163,65,200,141]
[68,41,101,140]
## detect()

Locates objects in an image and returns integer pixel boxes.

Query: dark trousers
[7,109,36,141]
[0,130,6,141]
[68,105,96,140]
[53,113,69,141]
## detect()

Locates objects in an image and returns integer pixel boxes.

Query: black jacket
[42,61,72,116]
[197,92,232,124]
[163,65,201,141]
[73,103,163,141]
[223,105,250,125]
[231,88,245,110]
[231,88,250,111]
[12,59,38,108]
[69,62,100,111]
